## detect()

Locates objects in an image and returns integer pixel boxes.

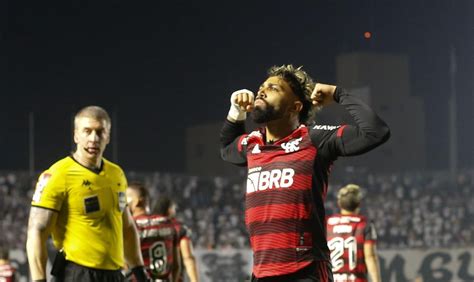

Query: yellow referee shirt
[31,156,128,270]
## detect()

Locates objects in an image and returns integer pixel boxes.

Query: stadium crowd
[1,168,473,251]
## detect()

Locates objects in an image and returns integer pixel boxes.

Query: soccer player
[220,65,390,281]
[326,184,381,282]
[0,245,16,282]
[126,183,181,282]
[27,106,147,282]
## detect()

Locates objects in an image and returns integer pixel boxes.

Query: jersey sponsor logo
[280,137,302,153]
[248,166,262,174]
[313,125,341,130]
[82,179,92,188]
[118,192,126,212]
[32,173,51,203]
[246,168,295,193]
[333,224,353,233]
[84,195,100,213]
[251,144,261,154]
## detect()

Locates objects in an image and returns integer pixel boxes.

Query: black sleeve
[364,221,378,242]
[219,119,248,166]
[310,87,390,160]
[180,224,192,240]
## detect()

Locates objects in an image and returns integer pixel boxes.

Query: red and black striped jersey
[220,87,390,279]
[242,125,324,277]
[134,214,179,281]
[326,214,377,282]
[0,263,16,282]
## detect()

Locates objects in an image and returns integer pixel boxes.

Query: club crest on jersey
[118,192,126,212]
[32,173,52,203]
[241,131,263,146]
[246,168,295,193]
[281,137,302,153]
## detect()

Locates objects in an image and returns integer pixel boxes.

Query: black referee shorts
[251,260,333,282]
[52,261,125,282]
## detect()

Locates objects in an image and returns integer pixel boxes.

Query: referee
[26,106,148,282]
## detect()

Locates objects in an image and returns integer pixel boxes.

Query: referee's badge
[32,173,52,203]
[84,195,100,213]
[118,192,126,212]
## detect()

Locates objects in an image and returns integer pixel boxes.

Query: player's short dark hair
[337,184,362,212]
[74,105,111,130]
[267,65,315,124]
[0,244,9,260]
[128,182,149,208]
[153,195,174,216]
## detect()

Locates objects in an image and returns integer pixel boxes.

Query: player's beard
[251,103,284,124]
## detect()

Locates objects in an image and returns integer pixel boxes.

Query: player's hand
[131,266,150,282]
[310,83,337,108]
[227,89,255,122]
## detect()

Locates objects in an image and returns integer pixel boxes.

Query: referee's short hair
[153,195,174,216]
[74,105,111,130]
[337,184,362,212]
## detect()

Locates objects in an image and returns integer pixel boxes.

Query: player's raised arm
[26,206,58,281]
[310,83,390,158]
[220,89,255,165]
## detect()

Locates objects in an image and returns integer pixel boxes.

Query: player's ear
[73,129,79,144]
[291,101,303,114]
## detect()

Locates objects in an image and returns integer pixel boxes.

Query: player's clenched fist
[227,89,255,122]
[310,83,337,108]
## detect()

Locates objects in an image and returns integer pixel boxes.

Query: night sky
[2,0,473,172]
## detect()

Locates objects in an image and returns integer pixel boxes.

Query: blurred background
[1,0,473,281]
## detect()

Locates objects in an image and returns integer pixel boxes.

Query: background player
[220,65,390,281]
[326,184,381,282]
[0,245,16,282]
[127,183,181,282]
[27,106,147,282]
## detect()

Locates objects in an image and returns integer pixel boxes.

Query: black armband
[132,266,149,282]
